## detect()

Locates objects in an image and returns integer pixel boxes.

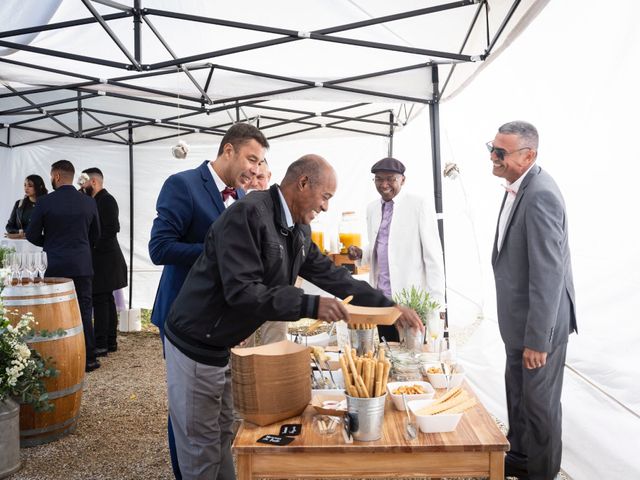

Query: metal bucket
[346,393,386,441]
[0,399,21,478]
[349,329,374,356]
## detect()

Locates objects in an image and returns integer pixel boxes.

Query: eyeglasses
[373,175,402,184]
[486,142,531,161]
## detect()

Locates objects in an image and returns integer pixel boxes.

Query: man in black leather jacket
[163,154,423,480]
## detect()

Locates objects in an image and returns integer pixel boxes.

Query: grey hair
[498,121,539,149]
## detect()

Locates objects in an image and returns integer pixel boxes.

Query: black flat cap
[371,157,405,175]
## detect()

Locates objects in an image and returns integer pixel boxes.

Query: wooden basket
[231,340,311,426]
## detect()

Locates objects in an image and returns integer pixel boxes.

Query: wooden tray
[345,304,401,326]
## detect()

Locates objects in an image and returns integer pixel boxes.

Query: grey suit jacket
[492,164,577,352]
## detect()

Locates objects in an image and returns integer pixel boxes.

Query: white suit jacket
[359,191,445,305]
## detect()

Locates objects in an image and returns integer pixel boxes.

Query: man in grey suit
[489,121,577,480]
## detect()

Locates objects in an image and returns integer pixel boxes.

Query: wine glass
[10,252,22,285]
[36,251,48,282]
[1,251,12,287]
[438,335,457,391]
[24,252,37,284]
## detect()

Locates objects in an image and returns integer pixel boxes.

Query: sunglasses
[486,142,531,161]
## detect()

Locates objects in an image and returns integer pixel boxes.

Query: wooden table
[233,384,509,479]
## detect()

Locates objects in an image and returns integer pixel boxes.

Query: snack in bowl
[386,380,435,411]
[407,386,477,433]
[424,364,466,389]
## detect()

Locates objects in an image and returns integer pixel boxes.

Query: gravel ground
[13,330,173,480]
[11,327,569,480]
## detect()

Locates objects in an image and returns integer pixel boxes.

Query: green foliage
[393,286,440,325]
[0,245,15,267]
[0,286,60,412]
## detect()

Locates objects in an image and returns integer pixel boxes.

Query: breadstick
[348,384,359,398]
[367,360,376,397]
[380,360,391,394]
[418,391,469,416]
[431,386,463,406]
[441,397,477,414]
[374,361,385,397]
[346,348,368,397]
[339,355,353,392]
[362,358,371,394]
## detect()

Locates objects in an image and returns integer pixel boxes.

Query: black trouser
[93,291,118,350]
[72,276,96,364]
[505,342,567,480]
[377,324,399,342]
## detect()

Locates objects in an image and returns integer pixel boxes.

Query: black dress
[5,198,36,233]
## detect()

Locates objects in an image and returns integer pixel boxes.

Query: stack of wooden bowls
[231,340,311,426]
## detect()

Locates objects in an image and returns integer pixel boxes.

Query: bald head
[280,154,337,225]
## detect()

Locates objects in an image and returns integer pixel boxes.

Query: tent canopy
[0,0,547,146]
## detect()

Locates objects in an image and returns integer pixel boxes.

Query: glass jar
[310,218,325,252]
[338,211,362,254]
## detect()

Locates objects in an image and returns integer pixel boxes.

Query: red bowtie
[222,186,237,201]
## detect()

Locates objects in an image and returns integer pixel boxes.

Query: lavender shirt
[374,200,394,297]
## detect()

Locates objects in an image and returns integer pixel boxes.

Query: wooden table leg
[489,451,505,480]
[236,453,253,480]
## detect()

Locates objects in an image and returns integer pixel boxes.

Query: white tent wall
[2,0,640,478]
[427,0,640,477]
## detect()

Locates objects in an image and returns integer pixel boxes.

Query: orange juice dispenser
[331,211,366,274]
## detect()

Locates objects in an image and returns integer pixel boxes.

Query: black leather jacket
[165,184,393,366]
[6,198,35,233]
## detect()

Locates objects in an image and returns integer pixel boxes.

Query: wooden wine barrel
[1,278,86,447]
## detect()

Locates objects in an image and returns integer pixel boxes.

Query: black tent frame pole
[128,123,134,309]
[428,64,449,330]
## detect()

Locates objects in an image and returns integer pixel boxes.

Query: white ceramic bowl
[386,381,435,411]
[407,399,463,433]
[424,364,466,389]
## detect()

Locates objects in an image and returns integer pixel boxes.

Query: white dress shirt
[497,162,536,251]
[207,161,236,208]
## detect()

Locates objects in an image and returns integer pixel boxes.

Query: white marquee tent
[1,1,639,478]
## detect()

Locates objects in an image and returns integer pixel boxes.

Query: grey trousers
[505,342,567,480]
[165,338,236,480]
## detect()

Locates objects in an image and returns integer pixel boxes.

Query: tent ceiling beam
[0,11,130,39]
[91,0,132,13]
[485,0,522,56]
[140,14,212,104]
[83,110,129,143]
[269,125,322,140]
[80,0,142,70]
[0,39,131,70]
[0,93,99,115]
[2,83,75,134]
[439,0,487,98]
[0,81,97,99]
[0,57,100,82]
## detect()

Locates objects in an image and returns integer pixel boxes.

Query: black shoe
[505,460,529,479]
[85,360,101,372]
[95,347,109,357]
[107,344,118,353]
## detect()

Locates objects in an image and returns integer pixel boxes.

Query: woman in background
[5,174,48,234]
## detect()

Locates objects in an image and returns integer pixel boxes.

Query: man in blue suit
[26,159,101,372]
[148,122,269,479]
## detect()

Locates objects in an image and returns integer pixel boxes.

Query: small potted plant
[0,284,58,476]
[393,286,441,353]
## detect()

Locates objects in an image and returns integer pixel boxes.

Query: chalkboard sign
[256,434,295,446]
[279,424,302,436]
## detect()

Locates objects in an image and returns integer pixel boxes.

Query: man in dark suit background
[489,121,577,480]
[80,167,128,357]
[26,159,101,372]
[148,122,269,479]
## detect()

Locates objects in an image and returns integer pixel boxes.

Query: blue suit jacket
[149,161,245,335]
[26,185,100,278]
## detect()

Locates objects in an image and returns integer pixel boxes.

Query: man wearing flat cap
[348,157,445,341]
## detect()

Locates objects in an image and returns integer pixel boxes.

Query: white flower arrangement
[0,297,58,411]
